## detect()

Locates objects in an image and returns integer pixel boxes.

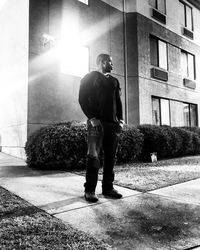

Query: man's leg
[84,121,102,202]
[84,155,100,193]
[102,123,122,198]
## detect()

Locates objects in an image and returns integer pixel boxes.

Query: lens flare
[58,17,89,77]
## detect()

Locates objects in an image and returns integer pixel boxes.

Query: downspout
[123,0,128,124]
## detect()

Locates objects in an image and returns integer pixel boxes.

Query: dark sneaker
[84,192,99,202]
[102,188,122,199]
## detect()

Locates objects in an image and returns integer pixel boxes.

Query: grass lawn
[113,156,200,192]
[75,155,200,192]
[0,187,110,250]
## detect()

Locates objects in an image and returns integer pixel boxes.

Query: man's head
[96,53,113,73]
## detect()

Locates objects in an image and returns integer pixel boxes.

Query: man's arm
[79,73,102,132]
[79,74,95,119]
[116,80,123,122]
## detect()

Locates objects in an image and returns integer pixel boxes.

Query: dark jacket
[79,71,123,123]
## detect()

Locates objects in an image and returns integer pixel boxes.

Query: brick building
[0,0,200,158]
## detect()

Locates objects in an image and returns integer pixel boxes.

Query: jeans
[84,120,120,192]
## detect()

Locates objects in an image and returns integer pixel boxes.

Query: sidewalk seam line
[147,192,200,207]
[51,193,142,216]
[183,245,200,250]
[144,176,200,193]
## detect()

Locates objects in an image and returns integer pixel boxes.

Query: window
[149,0,166,14]
[78,0,88,4]
[152,97,170,125]
[183,103,190,126]
[150,36,168,70]
[183,103,198,126]
[170,100,184,126]
[160,99,170,125]
[190,104,198,126]
[181,51,195,79]
[152,98,160,125]
[152,97,198,127]
[180,1,193,30]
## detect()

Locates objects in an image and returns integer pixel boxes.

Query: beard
[104,64,112,73]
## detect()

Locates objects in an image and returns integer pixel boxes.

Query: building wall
[29,0,200,130]
[130,0,200,46]
[28,0,126,135]
[0,0,29,158]
[136,13,200,125]
[120,0,200,126]
[126,12,139,125]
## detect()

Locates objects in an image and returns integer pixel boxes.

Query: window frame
[152,96,171,126]
[149,0,166,14]
[181,50,196,80]
[179,1,193,31]
[183,103,190,126]
[152,97,161,125]
[183,102,198,127]
[150,36,168,71]
[152,96,198,127]
[190,103,198,127]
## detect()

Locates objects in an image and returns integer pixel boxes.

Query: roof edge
[187,0,200,10]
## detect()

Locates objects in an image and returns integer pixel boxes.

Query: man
[79,53,124,202]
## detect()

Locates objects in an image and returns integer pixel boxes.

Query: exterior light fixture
[42,33,55,47]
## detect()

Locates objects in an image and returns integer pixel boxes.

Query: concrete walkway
[0,152,200,250]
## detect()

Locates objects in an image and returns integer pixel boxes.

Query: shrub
[137,125,168,161]
[169,127,184,157]
[25,121,144,169]
[117,125,143,163]
[181,126,200,137]
[137,124,200,161]
[191,132,200,155]
[171,127,193,156]
[25,121,87,169]
[178,127,200,155]
[25,121,200,168]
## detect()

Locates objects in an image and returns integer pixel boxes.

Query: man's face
[102,56,113,73]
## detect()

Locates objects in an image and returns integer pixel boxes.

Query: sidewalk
[0,152,200,250]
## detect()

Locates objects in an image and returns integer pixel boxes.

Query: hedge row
[25,122,200,169]
[138,125,200,161]
[25,121,87,169]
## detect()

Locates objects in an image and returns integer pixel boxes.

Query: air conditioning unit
[152,8,166,24]
[183,78,196,89]
[151,67,168,81]
[182,27,194,39]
